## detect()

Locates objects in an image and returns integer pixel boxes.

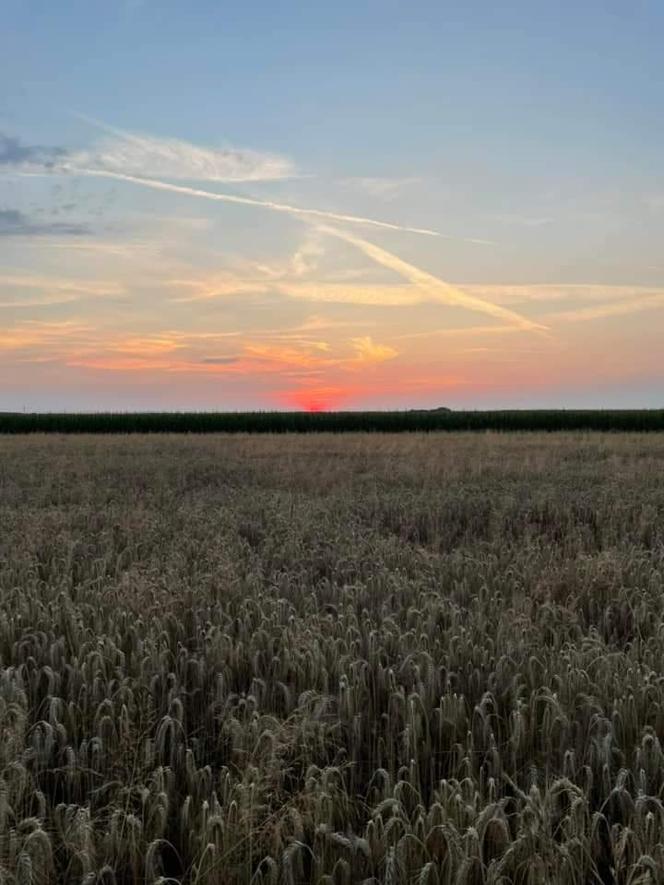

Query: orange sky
[2,198,663,410]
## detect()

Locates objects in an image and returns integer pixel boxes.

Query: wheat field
[1,432,664,884]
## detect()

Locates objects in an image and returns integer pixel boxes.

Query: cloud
[0,125,294,182]
[350,336,398,364]
[545,291,664,323]
[64,344,324,375]
[0,274,124,296]
[0,274,123,308]
[251,235,336,283]
[110,336,185,355]
[51,325,397,378]
[68,123,295,182]
[168,274,271,302]
[2,126,490,241]
[170,270,528,312]
[280,281,426,305]
[317,225,544,331]
[0,321,91,353]
[244,337,398,371]
[166,236,544,316]
[200,356,242,365]
[63,355,178,372]
[396,323,533,340]
[290,235,325,277]
[0,294,80,308]
[461,283,664,306]
[25,239,156,257]
[0,208,90,237]
[0,133,65,168]
[451,283,664,324]
[243,342,329,369]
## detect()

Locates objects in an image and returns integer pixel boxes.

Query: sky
[1,1,663,411]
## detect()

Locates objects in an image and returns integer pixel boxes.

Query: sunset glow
[2,3,663,410]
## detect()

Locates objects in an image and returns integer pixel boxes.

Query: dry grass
[1,432,664,884]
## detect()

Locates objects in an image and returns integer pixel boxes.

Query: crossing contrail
[66,165,491,242]
[317,225,545,331]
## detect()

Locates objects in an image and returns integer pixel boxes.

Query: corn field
[2,410,664,434]
[1,432,664,884]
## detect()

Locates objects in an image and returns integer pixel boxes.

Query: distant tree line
[1,409,663,433]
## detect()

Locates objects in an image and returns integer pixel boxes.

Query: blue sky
[1,1,663,409]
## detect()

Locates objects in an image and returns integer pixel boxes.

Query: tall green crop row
[0,432,664,882]
[1,409,664,433]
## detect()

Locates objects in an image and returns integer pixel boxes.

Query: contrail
[317,224,545,331]
[50,163,536,329]
[65,165,489,241]
[545,290,664,323]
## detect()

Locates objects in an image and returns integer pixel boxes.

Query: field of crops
[2,409,664,434]
[2,432,664,884]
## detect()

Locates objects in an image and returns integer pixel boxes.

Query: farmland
[1,409,664,435]
[2,432,664,883]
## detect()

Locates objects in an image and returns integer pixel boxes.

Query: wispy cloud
[168,263,542,314]
[243,342,332,370]
[69,118,295,181]
[280,282,426,305]
[168,275,270,302]
[1,124,294,182]
[166,237,327,303]
[545,290,664,323]
[169,267,459,308]
[200,356,242,365]
[109,335,186,355]
[0,208,90,237]
[317,225,544,331]
[0,294,81,308]
[0,320,92,353]
[165,234,543,320]
[453,283,664,325]
[395,323,534,340]
[461,283,664,306]
[289,234,325,277]
[0,274,125,308]
[350,336,398,364]
[0,274,124,296]
[27,239,156,257]
[3,126,491,241]
[0,133,65,168]
[26,321,398,378]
